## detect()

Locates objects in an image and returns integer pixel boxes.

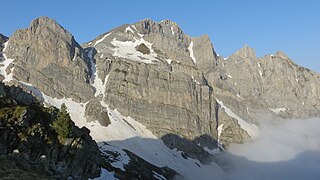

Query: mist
[220,117,320,180]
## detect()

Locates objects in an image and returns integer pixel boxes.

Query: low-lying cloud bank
[222,117,320,180]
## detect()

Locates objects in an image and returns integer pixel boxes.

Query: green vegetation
[51,103,74,142]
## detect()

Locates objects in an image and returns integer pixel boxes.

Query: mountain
[4,17,94,102]
[1,17,319,179]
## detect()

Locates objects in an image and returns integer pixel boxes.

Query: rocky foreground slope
[0,82,101,179]
[1,17,319,179]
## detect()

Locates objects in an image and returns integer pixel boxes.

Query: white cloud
[221,117,320,180]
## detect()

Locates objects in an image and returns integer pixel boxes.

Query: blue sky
[1,0,319,72]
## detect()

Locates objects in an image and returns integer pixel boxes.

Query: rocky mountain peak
[134,18,184,38]
[275,51,290,60]
[0,33,8,53]
[28,16,74,42]
[0,33,8,44]
[234,45,256,59]
[4,17,94,102]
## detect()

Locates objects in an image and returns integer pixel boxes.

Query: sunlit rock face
[4,17,94,102]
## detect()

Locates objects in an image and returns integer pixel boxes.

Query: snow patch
[111,38,158,64]
[170,27,174,35]
[216,99,259,137]
[153,170,166,180]
[217,124,224,140]
[99,143,130,171]
[203,147,220,155]
[130,25,144,37]
[191,76,201,85]
[166,59,172,64]
[87,48,109,97]
[188,41,196,64]
[131,25,138,31]
[125,26,134,34]
[94,33,111,46]
[0,42,15,83]
[226,73,232,79]
[90,168,117,180]
[270,108,286,114]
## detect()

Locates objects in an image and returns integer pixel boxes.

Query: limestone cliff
[4,17,94,102]
[83,19,222,156]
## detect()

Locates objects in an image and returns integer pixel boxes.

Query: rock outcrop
[0,33,8,61]
[0,82,101,179]
[4,17,94,102]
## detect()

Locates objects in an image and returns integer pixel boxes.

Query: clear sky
[1,0,319,72]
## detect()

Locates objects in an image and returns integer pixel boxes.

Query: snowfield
[0,42,15,83]
[111,37,158,64]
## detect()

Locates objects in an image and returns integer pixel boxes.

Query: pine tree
[52,103,74,141]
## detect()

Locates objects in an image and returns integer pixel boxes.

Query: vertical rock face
[0,33,8,49]
[83,19,221,155]
[0,33,8,61]
[212,46,320,120]
[4,17,94,102]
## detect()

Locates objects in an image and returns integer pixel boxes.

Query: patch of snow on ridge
[188,41,196,64]
[111,37,158,64]
[216,98,259,137]
[130,25,144,37]
[125,26,134,34]
[0,42,15,83]
[171,27,174,35]
[131,25,138,31]
[94,33,111,46]
[270,108,286,114]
